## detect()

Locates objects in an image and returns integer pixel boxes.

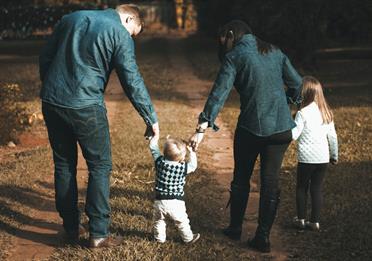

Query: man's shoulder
[64,9,121,28]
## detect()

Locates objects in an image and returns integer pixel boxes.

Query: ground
[0,33,371,261]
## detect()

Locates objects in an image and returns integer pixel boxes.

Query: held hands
[186,144,195,153]
[189,122,208,151]
[144,122,160,143]
[189,132,204,151]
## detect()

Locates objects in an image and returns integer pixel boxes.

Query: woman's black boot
[248,191,280,253]
[223,183,249,240]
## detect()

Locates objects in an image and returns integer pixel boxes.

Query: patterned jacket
[149,142,197,200]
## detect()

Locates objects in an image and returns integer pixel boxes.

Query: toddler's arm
[327,121,338,163]
[186,146,197,174]
[149,138,162,161]
[291,111,305,140]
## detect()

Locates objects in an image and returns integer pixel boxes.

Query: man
[39,4,159,248]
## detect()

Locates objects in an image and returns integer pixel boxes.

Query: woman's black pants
[229,127,291,238]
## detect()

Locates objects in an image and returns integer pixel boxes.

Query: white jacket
[292,102,338,163]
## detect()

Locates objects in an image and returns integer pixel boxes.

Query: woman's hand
[189,122,208,151]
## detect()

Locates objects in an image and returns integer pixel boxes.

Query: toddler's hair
[163,138,187,162]
[301,76,333,124]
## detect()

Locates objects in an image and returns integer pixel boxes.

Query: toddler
[149,136,200,243]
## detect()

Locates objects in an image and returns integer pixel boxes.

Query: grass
[0,48,41,144]
[48,36,260,260]
[185,35,372,260]
[49,100,257,260]
[0,147,53,260]
[0,35,371,260]
[0,41,51,259]
[0,37,258,260]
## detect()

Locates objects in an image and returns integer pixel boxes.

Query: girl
[292,76,338,231]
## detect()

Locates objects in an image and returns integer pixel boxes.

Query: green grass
[48,37,258,260]
[165,37,370,260]
[49,100,259,261]
[0,147,53,260]
[0,38,259,260]
[185,35,372,260]
[0,42,51,259]
[1,36,371,261]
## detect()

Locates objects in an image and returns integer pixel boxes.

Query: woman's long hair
[218,20,276,61]
[301,76,333,124]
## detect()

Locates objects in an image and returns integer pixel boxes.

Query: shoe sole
[186,233,200,244]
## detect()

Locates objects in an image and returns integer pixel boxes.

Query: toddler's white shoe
[185,233,200,244]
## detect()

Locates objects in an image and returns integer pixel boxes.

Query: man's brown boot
[89,235,124,248]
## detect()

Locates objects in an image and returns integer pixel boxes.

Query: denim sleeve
[199,56,237,131]
[114,33,158,126]
[327,121,338,161]
[282,54,302,105]
[39,21,61,82]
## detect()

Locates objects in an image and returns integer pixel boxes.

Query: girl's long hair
[301,76,333,124]
[218,20,276,61]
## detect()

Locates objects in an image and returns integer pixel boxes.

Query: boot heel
[222,226,242,240]
[248,236,270,253]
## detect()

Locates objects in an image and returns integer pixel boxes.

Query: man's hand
[144,122,159,142]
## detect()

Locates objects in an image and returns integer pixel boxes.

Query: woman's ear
[227,30,234,39]
[226,30,234,52]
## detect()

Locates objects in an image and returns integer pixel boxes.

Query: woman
[189,20,302,253]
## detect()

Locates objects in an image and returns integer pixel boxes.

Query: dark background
[1,0,372,64]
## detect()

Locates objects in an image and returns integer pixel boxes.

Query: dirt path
[4,34,288,260]
[167,36,287,260]
[6,73,123,261]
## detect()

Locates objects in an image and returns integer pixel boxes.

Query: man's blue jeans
[42,102,111,238]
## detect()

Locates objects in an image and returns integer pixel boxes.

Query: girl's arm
[291,111,305,140]
[186,150,197,174]
[327,122,338,163]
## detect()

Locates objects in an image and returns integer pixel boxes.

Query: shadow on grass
[0,179,88,248]
[0,184,53,212]
[0,185,63,247]
[113,227,153,241]
[278,160,372,260]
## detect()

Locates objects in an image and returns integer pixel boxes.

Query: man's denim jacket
[39,9,157,126]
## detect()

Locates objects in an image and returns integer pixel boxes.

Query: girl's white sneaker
[306,221,320,231]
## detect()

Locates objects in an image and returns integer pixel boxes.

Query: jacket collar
[238,34,256,47]
[105,8,122,24]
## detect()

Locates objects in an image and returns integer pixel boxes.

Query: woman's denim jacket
[199,34,302,136]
